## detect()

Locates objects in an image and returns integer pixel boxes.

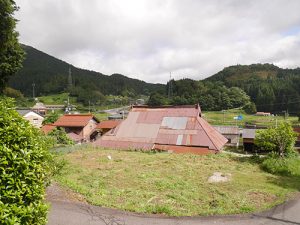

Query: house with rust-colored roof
[41,124,56,134]
[95,120,123,135]
[94,105,227,154]
[53,114,99,142]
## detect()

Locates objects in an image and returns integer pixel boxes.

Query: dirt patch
[247,191,277,208]
[46,182,87,204]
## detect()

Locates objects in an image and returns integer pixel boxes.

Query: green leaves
[0,0,24,92]
[255,122,297,157]
[48,127,74,146]
[0,97,52,224]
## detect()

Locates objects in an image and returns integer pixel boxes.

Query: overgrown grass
[203,109,299,127]
[261,155,300,176]
[38,92,76,104]
[53,147,300,216]
[94,112,109,121]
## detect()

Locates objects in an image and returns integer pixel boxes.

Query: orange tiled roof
[96,120,122,129]
[41,124,56,134]
[53,114,99,127]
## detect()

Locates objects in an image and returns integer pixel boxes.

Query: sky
[14,0,300,84]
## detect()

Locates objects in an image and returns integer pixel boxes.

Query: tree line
[148,78,254,112]
[207,64,300,114]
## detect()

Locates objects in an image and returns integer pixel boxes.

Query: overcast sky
[15,0,300,84]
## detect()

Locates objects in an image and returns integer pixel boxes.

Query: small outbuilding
[242,129,256,152]
[213,126,240,147]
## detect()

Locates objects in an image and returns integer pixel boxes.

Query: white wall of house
[23,112,44,128]
[82,119,98,139]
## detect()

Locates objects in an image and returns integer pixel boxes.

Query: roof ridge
[132,104,199,109]
[197,117,218,150]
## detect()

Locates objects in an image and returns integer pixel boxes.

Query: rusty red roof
[41,124,56,134]
[53,114,99,127]
[94,105,227,153]
[96,120,122,129]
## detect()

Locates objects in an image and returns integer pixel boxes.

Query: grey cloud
[15,0,300,84]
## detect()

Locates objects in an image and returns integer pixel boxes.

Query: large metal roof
[94,105,227,153]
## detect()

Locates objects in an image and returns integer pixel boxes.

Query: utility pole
[283,110,288,120]
[68,66,73,89]
[222,110,225,124]
[32,83,35,99]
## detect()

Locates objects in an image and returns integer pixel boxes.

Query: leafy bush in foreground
[0,98,52,224]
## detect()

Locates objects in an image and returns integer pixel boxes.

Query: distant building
[94,104,227,154]
[214,126,240,147]
[31,102,76,115]
[17,109,44,128]
[242,129,256,152]
[255,112,271,116]
[135,99,145,105]
[32,102,47,115]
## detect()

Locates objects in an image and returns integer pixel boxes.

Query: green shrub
[0,97,52,224]
[42,112,60,125]
[255,122,297,157]
[243,102,257,114]
[261,153,300,176]
[48,127,74,146]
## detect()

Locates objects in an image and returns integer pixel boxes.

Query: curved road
[47,184,300,225]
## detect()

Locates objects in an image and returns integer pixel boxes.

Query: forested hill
[206,64,300,113]
[8,45,164,97]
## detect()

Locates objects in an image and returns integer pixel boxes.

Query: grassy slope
[54,147,300,216]
[203,109,299,127]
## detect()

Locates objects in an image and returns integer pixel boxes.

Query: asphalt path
[47,183,300,225]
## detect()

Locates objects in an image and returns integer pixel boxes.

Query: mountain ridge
[8,44,164,97]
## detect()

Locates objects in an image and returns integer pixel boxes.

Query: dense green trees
[207,64,300,113]
[148,79,252,110]
[148,92,168,106]
[243,102,257,114]
[0,0,24,93]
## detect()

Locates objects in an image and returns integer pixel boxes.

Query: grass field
[203,109,299,127]
[54,146,300,216]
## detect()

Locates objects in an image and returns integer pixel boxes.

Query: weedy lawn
[203,110,299,127]
[54,146,300,216]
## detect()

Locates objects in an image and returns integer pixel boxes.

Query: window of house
[33,118,38,124]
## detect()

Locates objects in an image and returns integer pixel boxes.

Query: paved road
[47,184,300,225]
